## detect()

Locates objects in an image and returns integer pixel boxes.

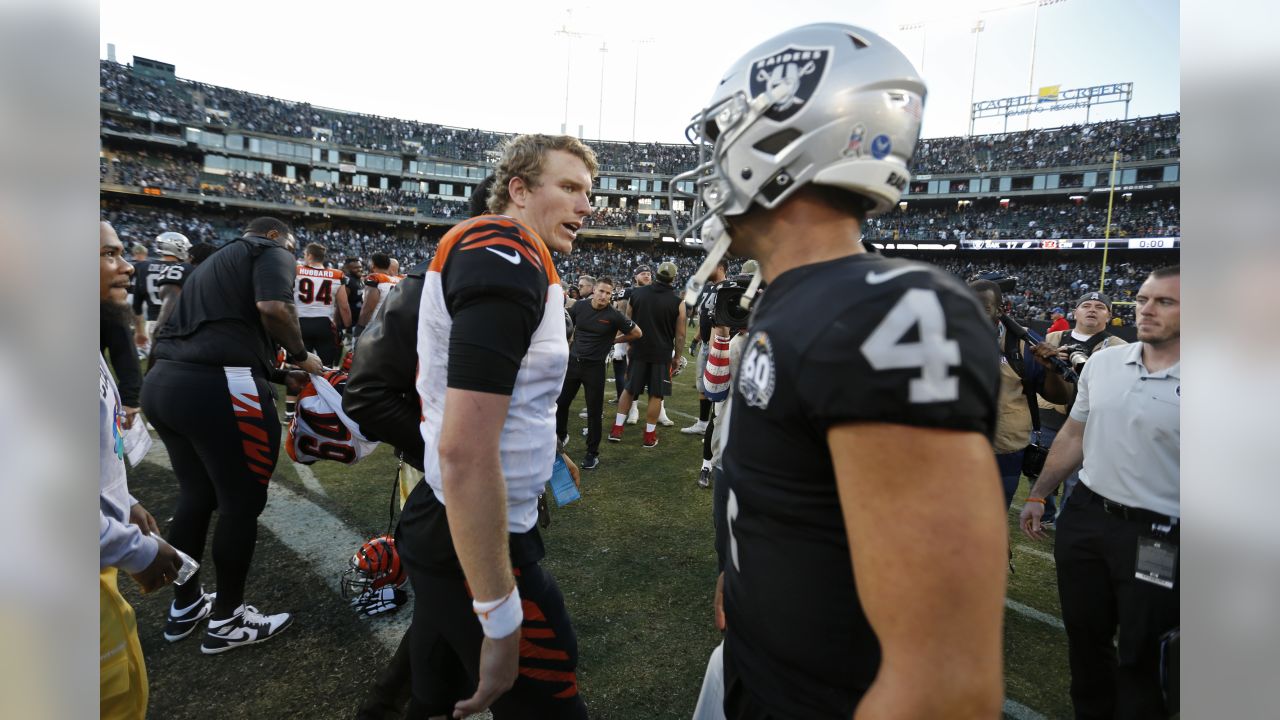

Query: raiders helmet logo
[749,46,832,122]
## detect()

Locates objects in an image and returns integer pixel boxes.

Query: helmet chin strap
[682,216,733,305]
[739,268,764,311]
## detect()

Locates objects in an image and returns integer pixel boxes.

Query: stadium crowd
[101,60,1179,177]
[865,197,1180,241]
[105,202,1161,324]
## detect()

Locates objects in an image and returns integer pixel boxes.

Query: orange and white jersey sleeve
[294,266,346,319]
[414,215,567,534]
[362,272,402,319]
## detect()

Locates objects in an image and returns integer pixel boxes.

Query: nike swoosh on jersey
[486,247,521,265]
[866,266,929,285]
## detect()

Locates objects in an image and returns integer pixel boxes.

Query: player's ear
[509,176,530,209]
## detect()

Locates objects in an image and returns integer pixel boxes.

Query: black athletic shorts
[624,357,673,398]
[398,486,587,719]
[299,316,341,366]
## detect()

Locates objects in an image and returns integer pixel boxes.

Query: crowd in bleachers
[912,114,1180,174]
[865,198,1180,241]
[104,201,1165,324]
[100,60,1179,177]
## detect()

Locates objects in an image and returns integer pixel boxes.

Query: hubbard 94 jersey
[722,253,999,718]
[286,370,378,465]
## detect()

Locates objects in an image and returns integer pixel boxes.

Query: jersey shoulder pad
[791,259,998,433]
[432,216,553,312]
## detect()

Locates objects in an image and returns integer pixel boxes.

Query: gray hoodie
[99,354,157,573]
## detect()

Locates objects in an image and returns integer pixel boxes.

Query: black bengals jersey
[721,253,998,719]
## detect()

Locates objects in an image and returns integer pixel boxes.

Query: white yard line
[291,461,329,498]
[1014,544,1057,563]
[1006,598,1065,631]
[143,443,408,652]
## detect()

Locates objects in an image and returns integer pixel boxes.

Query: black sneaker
[581,453,600,470]
[698,467,712,489]
[163,590,215,642]
[200,604,293,655]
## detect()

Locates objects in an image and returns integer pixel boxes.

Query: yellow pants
[101,567,147,720]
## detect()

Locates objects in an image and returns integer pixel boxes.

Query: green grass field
[122,371,1074,719]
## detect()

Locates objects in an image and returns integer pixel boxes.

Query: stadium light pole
[597,42,608,141]
[897,22,927,74]
[967,20,985,136]
[631,38,653,143]
[555,12,585,136]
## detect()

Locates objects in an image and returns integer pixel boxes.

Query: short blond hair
[488,134,599,214]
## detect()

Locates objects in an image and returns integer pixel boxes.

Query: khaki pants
[100,567,147,720]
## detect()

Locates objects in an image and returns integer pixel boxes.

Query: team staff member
[677,24,1005,718]
[100,221,183,720]
[142,216,323,655]
[1034,291,1126,523]
[609,261,684,448]
[341,256,365,336]
[294,242,351,366]
[610,265,650,404]
[556,276,641,470]
[396,134,594,719]
[1021,267,1180,719]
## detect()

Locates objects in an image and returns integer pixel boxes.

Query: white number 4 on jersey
[860,289,961,403]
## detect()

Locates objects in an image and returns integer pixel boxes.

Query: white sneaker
[200,604,293,655]
[681,420,708,435]
[658,412,674,427]
[579,409,589,419]
[626,406,639,425]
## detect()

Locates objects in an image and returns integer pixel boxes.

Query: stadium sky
[99,0,1177,144]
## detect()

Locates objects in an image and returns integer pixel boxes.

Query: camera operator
[681,257,728,439]
[1019,266,1180,719]
[969,278,1043,509]
[1032,291,1127,522]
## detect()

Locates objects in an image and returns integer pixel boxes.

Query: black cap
[1075,291,1112,312]
[634,265,651,275]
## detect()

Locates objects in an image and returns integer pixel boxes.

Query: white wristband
[472,586,523,639]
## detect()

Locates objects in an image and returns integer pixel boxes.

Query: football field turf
[123,372,1074,719]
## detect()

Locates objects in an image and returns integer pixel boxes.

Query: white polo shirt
[1070,342,1180,518]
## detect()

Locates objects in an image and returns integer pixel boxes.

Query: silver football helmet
[670,23,926,302]
[154,231,192,261]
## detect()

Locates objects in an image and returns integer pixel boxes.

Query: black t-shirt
[343,274,364,328]
[133,259,186,321]
[627,281,681,362]
[722,253,998,718]
[152,236,296,376]
[695,281,720,344]
[568,298,634,362]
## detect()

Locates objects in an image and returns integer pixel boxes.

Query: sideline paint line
[667,409,699,422]
[142,442,408,652]
[1003,698,1048,720]
[292,461,329,498]
[1014,544,1056,563]
[1006,598,1065,631]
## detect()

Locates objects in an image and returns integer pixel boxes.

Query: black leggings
[141,360,279,616]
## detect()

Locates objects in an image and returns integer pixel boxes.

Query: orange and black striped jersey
[415,215,566,534]
[294,265,345,319]
[362,272,401,319]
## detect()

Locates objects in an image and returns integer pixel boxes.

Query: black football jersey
[133,259,188,320]
[721,253,998,718]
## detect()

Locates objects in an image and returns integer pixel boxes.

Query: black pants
[141,360,279,616]
[300,316,341,366]
[398,489,587,719]
[612,356,627,400]
[556,357,607,455]
[1055,483,1179,719]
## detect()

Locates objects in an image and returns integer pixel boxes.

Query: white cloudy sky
[100,0,1178,143]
